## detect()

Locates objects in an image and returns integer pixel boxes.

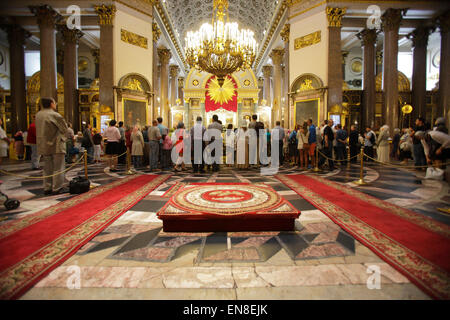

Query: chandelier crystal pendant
[185,0,257,87]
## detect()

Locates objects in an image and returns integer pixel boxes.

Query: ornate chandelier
[185,0,257,87]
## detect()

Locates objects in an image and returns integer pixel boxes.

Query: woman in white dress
[0,118,10,165]
[297,123,310,170]
[131,125,144,169]
[377,125,390,163]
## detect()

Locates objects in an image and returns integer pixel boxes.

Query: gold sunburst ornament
[207,76,236,105]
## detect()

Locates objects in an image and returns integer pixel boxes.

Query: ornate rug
[277,174,450,300]
[157,183,300,232]
[0,174,169,300]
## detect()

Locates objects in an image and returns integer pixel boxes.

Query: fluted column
[357,28,377,129]
[91,49,100,79]
[409,26,430,120]
[152,21,161,121]
[376,50,383,76]
[59,25,83,130]
[270,49,284,128]
[169,65,179,107]
[262,65,272,107]
[437,11,450,125]
[94,4,116,112]
[281,24,290,128]
[158,48,171,126]
[326,7,346,112]
[382,8,405,134]
[5,25,29,132]
[178,77,184,104]
[257,77,264,107]
[30,5,61,101]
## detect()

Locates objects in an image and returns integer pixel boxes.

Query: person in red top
[125,125,133,151]
[27,115,40,170]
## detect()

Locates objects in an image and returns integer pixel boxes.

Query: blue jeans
[413,143,426,167]
[149,140,159,170]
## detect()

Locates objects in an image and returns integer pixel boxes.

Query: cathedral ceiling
[163,0,278,46]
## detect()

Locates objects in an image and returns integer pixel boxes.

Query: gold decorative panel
[294,30,321,50]
[120,29,148,49]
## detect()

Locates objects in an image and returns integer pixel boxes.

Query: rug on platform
[277,174,450,300]
[157,183,300,232]
[0,174,169,300]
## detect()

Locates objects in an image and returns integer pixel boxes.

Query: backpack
[369,132,376,145]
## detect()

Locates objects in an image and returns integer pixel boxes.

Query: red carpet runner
[0,174,169,300]
[277,174,450,300]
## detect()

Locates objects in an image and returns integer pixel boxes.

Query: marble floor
[0,158,448,300]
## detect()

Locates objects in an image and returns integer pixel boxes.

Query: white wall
[113,3,153,87]
[289,9,328,88]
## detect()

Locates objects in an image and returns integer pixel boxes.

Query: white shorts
[0,147,7,158]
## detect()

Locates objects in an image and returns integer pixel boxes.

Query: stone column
[158,48,171,126]
[5,25,29,132]
[30,5,61,101]
[59,25,83,130]
[257,77,264,107]
[381,8,404,134]
[409,26,430,120]
[178,77,184,104]
[91,49,100,79]
[94,4,116,112]
[169,65,179,107]
[57,49,64,75]
[326,7,346,113]
[376,50,383,76]
[270,49,284,128]
[342,51,349,82]
[281,24,290,128]
[262,65,272,107]
[152,21,161,120]
[437,11,450,125]
[357,28,377,129]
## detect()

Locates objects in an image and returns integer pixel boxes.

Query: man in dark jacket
[349,125,359,163]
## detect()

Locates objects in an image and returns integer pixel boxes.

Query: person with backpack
[364,126,376,162]
[288,125,299,165]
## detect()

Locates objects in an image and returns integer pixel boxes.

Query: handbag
[69,176,91,194]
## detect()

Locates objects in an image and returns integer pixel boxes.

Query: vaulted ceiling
[163,0,279,45]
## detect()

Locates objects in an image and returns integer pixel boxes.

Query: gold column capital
[94,4,117,26]
[280,23,290,43]
[341,51,349,64]
[29,5,62,27]
[178,77,185,88]
[262,65,273,78]
[158,47,172,65]
[407,26,431,48]
[356,28,377,47]
[91,49,100,64]
[152,22,161,43]
[326,7,346,28]
[1,24,32,46]
[436,11,450,34]
[376,51,383,65]
[270,48,285,65]
[381,8,406,32]
[58,24,84,44]
[169,65,180,78]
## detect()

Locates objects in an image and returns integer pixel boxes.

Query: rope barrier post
[347,146,350,169]
[313,145,321,172]
[353,147,367,185]
[126,147,135,175]
[84,150,88,180]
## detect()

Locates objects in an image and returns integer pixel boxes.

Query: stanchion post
[313,145,321,172]
[353,147,367,185]
[347,146,351,169]
[126,147,135,175]
[84,150,88,180]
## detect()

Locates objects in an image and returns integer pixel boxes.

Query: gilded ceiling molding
[121,29,148,49]
[94,4,117,26]
[253,0,288,70]
[280,24,290,43]
[152,22,161,43]
[326,7,346,27]
[153,0,187,68]
[294,30,321,50]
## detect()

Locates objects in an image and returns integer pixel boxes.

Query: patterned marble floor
[1,159,448,299]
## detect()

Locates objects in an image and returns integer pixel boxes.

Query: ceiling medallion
[185,0,257,87]
[243,79,251,86]
[192,79,199,86]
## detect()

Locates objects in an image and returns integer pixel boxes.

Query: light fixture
[184,0,257,87]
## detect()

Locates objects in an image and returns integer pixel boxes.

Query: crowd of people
[1,96,449,195]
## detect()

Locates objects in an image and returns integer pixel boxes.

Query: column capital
[94,4,117,26]
[356,28,378,47]
[169,65,179,78]
[381,8,406,32]
[262,65,273,78]
[436,11,450,34]
[57,49,64,64]
[1,24,32,46]
[280,24,290,43]
[326,7,346,27]
[341,51,349,64]
[178,77,184,88]
[270,48,285,66]
[376,50,383,65]
[407,26,431,49]
[258,77,264,87]
[152,22,161,43]
[58,24,83,44]
[158,48,172,65]
[29,5,62,27]
[91,49,100,64]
